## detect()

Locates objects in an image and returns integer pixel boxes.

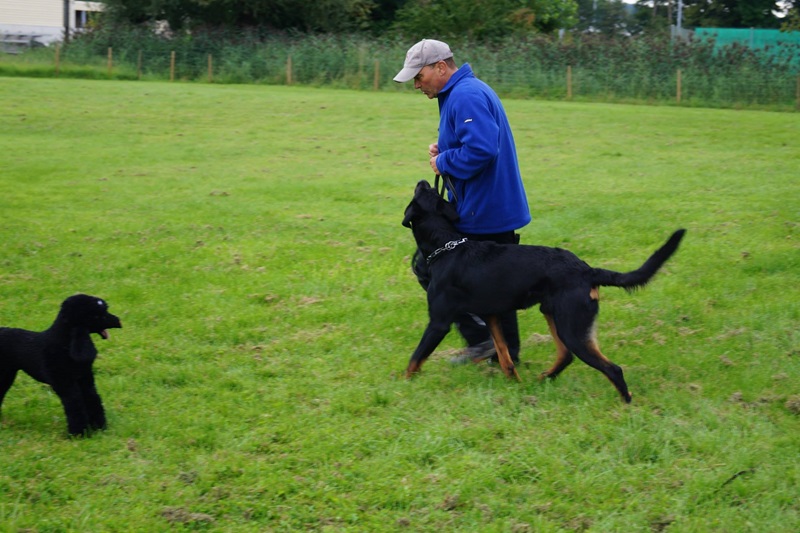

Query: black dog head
[60,294,122,339]
[402,180,459,229]
[58,295,122,363]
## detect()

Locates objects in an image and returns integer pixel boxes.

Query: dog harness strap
[426,237,468,265]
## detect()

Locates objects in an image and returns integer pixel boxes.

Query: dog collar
[427,238,468,265]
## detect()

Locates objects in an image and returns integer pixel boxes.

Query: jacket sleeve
[436,93,500,180]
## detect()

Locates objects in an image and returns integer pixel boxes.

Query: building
[0,0,103,49]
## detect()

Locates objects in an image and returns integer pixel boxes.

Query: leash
[434,173,458,203]
[426,174,464,265]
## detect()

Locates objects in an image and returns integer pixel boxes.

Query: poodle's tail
[590,229,686,291]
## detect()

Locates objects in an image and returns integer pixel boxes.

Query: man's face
[413,62,446,99]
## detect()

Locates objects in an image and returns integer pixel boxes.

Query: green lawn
[0,77,798,532]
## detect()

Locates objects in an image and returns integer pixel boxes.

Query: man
[394,39,531,364]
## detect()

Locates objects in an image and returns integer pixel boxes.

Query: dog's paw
[623,392,633,403]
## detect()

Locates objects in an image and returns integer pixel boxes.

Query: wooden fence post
[286,55,293,85]
[374,59,380,90]
[357,49,364,86]
[796,74,799,110]
[676,68,682,104]
[55,44,60,77]
[107,47,113,77]
[137,50,142,80]
[208,54,213,83]
[567,65,572,100]
[170,51,175,81]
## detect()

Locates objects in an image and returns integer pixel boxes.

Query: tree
[574,0,635,35]
[369,0,409,32]
[391,0,578,40]
[100,0,380,32]
[779,1,800,31]
[632,1,673,34]
[681,0,784,29]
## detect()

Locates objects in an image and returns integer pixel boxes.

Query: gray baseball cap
[393,39,453,83]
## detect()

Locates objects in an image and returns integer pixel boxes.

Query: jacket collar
[438,63,474,102]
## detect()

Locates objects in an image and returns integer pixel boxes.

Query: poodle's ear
[69,328,98,363]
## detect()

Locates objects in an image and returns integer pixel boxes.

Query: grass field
[0,77,798,532]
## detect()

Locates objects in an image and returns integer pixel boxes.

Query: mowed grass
[0,77,798,532]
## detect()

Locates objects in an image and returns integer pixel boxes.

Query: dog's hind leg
[539,314,574,380]
[565,337,630,403]
[487,316,520,381]
[0,369,19,414]
[552,291,632,403]
[580,338,631,403]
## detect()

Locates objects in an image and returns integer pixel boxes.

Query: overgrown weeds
[2,28,799,109]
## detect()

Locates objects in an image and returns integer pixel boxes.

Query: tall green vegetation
[18,0,788,112]
[7,29,794,110]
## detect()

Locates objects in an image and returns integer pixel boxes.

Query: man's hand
[428,143,440,174]
[429,156,440,175]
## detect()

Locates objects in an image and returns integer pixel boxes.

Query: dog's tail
[590,229,686,291]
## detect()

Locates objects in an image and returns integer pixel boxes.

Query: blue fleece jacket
[435,64,531,234]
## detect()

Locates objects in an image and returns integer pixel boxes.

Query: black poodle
[0,294,122,436]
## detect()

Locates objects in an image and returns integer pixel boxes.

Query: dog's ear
[69,328,98,363]
[402,201,417,228]
[418,183,459,223]
[403,186,460,227]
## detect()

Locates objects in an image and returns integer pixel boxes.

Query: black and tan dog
[0,294,122,436]
[402,180,685,402]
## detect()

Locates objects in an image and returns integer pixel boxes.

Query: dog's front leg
[487,316,521,381]
[78,373,107,431]
[52,382,91,436]
[406,322,450,377]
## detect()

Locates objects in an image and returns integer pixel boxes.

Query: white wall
[0,0,103,45]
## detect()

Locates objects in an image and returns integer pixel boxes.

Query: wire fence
[5,30,799,111]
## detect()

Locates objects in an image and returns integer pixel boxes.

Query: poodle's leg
[79,373,106,431]
[52,382,91,436]
[0,369,19,413]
